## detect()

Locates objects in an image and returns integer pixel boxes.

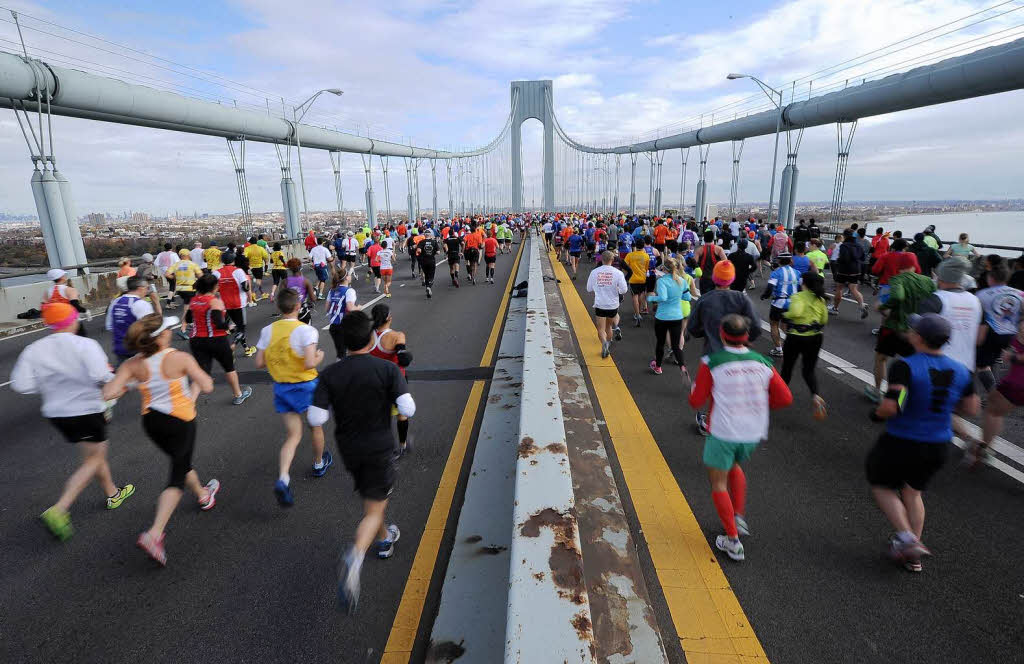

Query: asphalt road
[561,251,1024,664]
[0,244,521,664]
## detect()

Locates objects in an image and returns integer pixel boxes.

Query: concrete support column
[629,153,637,216]
[777,164,794,230]
[280,169,301,239]
[431,159,438,221]
[360,154,376,227]
[446,160,454,218]
[30,168,78,269]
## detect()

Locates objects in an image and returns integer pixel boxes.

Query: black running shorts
[49,412,107,444]
[865,433,948,491]
[341,450,395,501]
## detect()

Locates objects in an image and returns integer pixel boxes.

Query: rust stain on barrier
[519,508,588,606]
[571,612,594,641]
[518,436,538,458]
[545,442,568,454]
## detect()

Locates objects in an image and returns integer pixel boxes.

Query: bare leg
[184,469,209,502]
[54,442,117,512]
[354,498,389,554]
[901,487,925,539]
[849,284,865,307]
[278,413,304,479]
[226,371,242,398]
[871,486,912,533]
[982,390,1012,445]
[770,320,782,349]
[147,487,184,539]
[310,424,325,466]
[873,353,887,392]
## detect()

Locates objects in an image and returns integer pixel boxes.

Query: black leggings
[420,260,436,287]
[142,411,197,489]
[780,333,822,395]
[654,319,684,368]
[329,323,346,359]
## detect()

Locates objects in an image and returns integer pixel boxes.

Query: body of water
[874,210,1023,256]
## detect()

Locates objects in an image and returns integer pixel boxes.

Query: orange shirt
[397,224,407,235]
[653,225,669,245]
[464,232,483,249]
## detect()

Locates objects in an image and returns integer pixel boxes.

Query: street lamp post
[727,74,784,229]
[293,88,343,235]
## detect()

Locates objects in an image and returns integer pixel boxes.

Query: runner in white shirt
[155,244,178,304]
[587,250,629,358]
[189,242,206,269]
[308,241,333,301]
[378,240,396,298]
[10,302,135,540]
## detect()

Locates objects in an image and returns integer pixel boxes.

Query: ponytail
[803,272,826,302]
[662,257,684,286]
[126,313,163,357]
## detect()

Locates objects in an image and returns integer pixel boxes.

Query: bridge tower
[510,80,555,212]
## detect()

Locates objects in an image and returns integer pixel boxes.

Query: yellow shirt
[355,233,366,247]
[204,247,222,270]
[625,250,650,284]
[168,260,202,292]
[244,243,269,270]
[270,250,287,270]
[265,319,318,384]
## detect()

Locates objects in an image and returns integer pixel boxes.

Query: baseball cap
[141,253,154,263]
[712,260,736,287]
[42,302,78,330]
[150,316,181,338]
[908,313,951,348]
[222,252,236,264]
[46,268,66,281]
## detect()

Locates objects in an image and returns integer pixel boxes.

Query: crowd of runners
[11,213,525,612]
[559,211,1023,571]
[9,208,1023,617]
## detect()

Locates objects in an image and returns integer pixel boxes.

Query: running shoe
[106,484,135,510]
[454,277,460,288]
[613,327,622,341]
[137,532,167,566]
[385,293,392,298]
[633,314,641,328]
[274,479,294,507]
[600,341,611,358]
[695,411,710,435]
[312,450,334,478]
[261,293,270,301]
[650,360,663,375]
[871,328,880,336]
[863,386,882,403]
[375,524,401,559]
[232,386,254,405]
[244,346,258,357]
[39,506,73,541]
[828,306,839,316]
[426,287,432,299]
[860,305,870,320]
[715,535,745,561]
[337,547,361,614]
[812,395,828,421]
[769,348,784,357]
[199,479,220,511]
[175,329,189,341]
[734,515,750,537]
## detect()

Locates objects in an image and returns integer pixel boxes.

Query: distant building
[131,212,150,224]
[87,213,105,225]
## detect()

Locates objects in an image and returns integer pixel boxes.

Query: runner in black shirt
[308,310,415,613]
[416,230,441,299]
[445,233,462,288]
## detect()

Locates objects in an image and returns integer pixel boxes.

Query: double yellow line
[381,239,525,663]
[549,255,771,664]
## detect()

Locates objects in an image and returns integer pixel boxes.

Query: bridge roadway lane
[561,252,1023,664]
[0,246,519,664]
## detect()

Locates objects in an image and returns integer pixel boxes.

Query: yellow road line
[550,254,770,664]
[382,240,525,663]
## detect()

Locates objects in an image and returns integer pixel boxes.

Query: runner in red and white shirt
[186,273,252,405]
[366,240,383,294]
[217,251,255,357]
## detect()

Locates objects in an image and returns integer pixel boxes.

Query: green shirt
[783,290,828,336]
[807,249,829,272]
[882,271,936,331]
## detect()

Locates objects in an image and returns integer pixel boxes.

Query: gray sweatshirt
[686,288,762,355]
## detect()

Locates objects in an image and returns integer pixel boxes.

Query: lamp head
[726,73,746,80]
[326,88,344,96]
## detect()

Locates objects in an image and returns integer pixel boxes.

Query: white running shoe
[715,535,745,561]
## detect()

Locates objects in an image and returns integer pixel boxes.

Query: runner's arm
[687,361,713,409]
[180,352,214,398]
[768,369,794,409]
[9,347,39,394]
[307,377,331,427]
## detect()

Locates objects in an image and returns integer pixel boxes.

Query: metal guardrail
[505,238,595,663]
